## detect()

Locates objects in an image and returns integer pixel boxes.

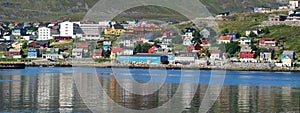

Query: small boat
[0,62,26,69]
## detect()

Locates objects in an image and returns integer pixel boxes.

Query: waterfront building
[122,47,134,55]
[72,48,84,59]
[42,48,62,60]
[93,49,103,58]
[110,48,123,60]
[7,49,22,58]
[282,56,294,67]
[174,51,198,64]
[260,49,274,61]
[27,48,39,58]
[117,54,168,64]
[282,50,295,60]
[239,46,256,62]
[210,50,221,60]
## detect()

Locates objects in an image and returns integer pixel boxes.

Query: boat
[0,62,26,69]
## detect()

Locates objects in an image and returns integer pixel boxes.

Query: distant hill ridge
[0,0,288,21]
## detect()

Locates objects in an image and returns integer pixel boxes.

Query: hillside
[0,0,287,22]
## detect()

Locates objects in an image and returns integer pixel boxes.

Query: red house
[259,38,277,47]
[239,46,256,62]
[93,49,103,58]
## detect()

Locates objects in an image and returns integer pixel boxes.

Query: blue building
[27,48,39,58]
[225,33,238,40]
[282,51,295,60]
[117,54,168,64]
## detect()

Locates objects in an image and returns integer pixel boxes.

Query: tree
[263,27,270,34]
[141,43,152,53]
[103,50,111,58]
[221,28,229,35]
[225,42,240,56]
[135,44,142,53]
[22,40,28,49]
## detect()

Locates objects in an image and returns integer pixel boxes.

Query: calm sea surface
[0,67,300,113]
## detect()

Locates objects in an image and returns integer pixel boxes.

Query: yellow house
[104,25,125,35]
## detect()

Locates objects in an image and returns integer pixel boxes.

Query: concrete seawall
[25,62,300,72]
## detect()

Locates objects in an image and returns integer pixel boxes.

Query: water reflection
[0,68,299,113]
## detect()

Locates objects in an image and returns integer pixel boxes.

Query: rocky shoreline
[25,62,300,72]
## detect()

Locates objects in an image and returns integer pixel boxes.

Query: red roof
[187,45,195,51]
[77,44,89,48]
[260,38,276,42]
[285,56,294,60]
[211,50,221,54]
[283,50,294,54]
[220,36,232,40]
[111,48,123,52]
[57,20,64,23]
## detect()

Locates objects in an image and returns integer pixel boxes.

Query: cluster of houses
[0,5,298,67]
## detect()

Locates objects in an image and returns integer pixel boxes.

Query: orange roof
[211,50,221,54]
[283,50,294,54]
[77,43,89,48]
[111,48,123,52]
[220,36,232,40]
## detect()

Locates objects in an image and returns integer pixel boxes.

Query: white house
[12,29,21,36]
[210,50,221,60]
[289,0,299,9]
[22,34,34,41]
[200,28,210,38]
[72,48,84,59]
[282,56,293,67]
[38,27,52,40]
[3,34,14,41]
[182,32,193,40]
[246,30,260,36]
[239,37,253,45]
[60,21,79,38]
[120,39,134,47]
[122,47,134,55]
[183,38,192,46]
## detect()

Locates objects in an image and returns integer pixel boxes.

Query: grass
[0,0,283,22]
[94,58,110,63]
[215,12,300,55]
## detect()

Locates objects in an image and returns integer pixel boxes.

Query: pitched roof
[111,48,123,52]
[220,36,232,40]
[283,50,294,54]
[211,50,221,54]
[77,43,89,48]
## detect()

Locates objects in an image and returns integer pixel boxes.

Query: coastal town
[0,1,300,71]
